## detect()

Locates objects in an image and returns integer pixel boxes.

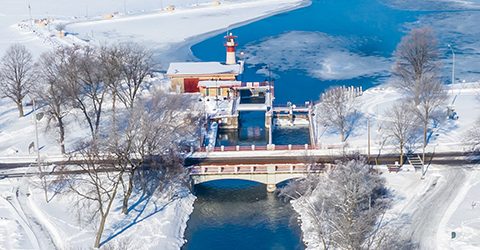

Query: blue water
[192,0,425,104]
[182,180,304,250]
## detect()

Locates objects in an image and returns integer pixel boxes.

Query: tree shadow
[100,187,184,247]
[47,175,66,203]
[344,112,365,141]
[320,112,365,142]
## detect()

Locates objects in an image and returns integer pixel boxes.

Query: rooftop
[166,61,244,76]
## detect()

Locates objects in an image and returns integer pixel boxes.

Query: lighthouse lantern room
[224,33,238,65]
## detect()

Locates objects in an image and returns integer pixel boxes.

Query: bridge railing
[273,104,304,108]
[190,143,347,153]
[189,163,331,175]
[192,144,320,153]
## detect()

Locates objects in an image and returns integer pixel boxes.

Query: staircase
[407,154,424,172]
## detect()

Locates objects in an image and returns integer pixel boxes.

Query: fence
[192,144,319,153]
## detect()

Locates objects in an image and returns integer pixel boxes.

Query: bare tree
[60,140,124,249]
[280,157,393,250]
[109,90,201,214]
[383,101,421,167]
[34,48,75,154]
[0,44,36,117]
[392,26,440,105]
[117,42,155,109]
[414,74,447,158]
[54,23,66,34]
[65,46,110,141]
[463,117,480,153]
[98,44,124,128]
[317,86,362,142]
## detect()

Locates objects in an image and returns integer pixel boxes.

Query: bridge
[184,147,478,192]
[188,163,329,192]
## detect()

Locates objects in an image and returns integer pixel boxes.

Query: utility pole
[448,44,455,85]
[33,100,41,175]
[368,116,370,165]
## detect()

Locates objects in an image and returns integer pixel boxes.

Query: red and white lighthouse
[224,33,238,65]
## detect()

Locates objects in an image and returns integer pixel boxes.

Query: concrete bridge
[188,163,329,192]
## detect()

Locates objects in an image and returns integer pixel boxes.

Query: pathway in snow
[404,168,466,249]
[15,181,58,250]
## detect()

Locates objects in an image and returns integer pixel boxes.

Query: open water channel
[183,0,426,249]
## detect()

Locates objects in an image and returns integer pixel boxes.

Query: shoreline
[161,0,312,64]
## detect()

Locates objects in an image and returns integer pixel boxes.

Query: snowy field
[0,176,195,250]
[317,82,480,155]
[2,0,480,249]
[1,0,308,66]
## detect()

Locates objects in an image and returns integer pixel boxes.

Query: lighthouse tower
[224,33,238,65]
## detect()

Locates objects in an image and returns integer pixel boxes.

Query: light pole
[33,99,42,177]
[368,116,370,165]
[448,44,455,85]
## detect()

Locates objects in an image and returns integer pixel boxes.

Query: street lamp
[448,44,455,85]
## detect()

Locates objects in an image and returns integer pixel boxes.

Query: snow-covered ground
[1,0,308,65]
[293,165,480,250]
[382,165,480,250]
[0,175,195,250]
[315,82,480,155]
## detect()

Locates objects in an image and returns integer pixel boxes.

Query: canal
[215,111,311,146]
[182,180,304,250]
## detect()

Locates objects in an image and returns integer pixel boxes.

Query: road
[402,167,467,249]
[184,151,478,166]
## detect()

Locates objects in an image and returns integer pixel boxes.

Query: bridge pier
[267,164,276,192]
[266,184,277,193]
